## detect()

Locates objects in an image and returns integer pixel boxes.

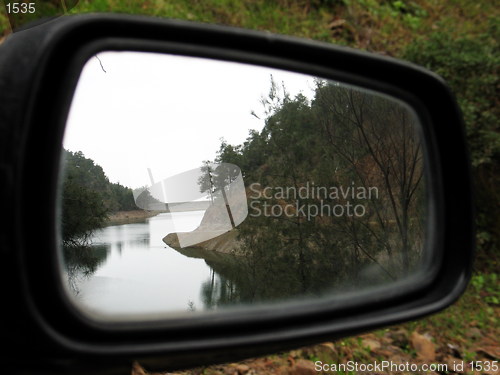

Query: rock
[466,327,482,339]
[223,365,239,375]
[131,361,147,375]
[328,18,346,29]
[410,331,436,362]
[318,342,336,353]
[163,191,246,255]
[362,338,381,352]
[236,364,250,374]
[163,228,242,255]
[163,232,180,248]
[288,359,316,375]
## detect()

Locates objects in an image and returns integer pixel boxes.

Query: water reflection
[64,206,406,318]
[64,212,215,315]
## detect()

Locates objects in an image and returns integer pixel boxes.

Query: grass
[68,0,336,41]
[408,272,498,339]
[2,0,499,52]
[2,0,498,53]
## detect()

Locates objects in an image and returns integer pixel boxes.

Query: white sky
[64,51,317,189]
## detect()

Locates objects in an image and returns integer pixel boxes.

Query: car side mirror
[0,14,474,375]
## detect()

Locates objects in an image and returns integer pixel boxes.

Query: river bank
[106,210,162,226]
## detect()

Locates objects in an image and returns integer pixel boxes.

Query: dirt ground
[132,277,499,375]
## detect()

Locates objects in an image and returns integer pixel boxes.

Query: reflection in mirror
[59,51,427,320]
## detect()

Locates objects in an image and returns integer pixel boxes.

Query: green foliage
[109,181,137,211]
[61,174,108,245]
[201,78,425,307]
[403,29,499,168]
[0,10,9,36]
[57,0,336,42]
[61,150,109,245]
[61,149,136,245]
[403,26,500,261]
[399,270,499,345]
[471,273,500,305]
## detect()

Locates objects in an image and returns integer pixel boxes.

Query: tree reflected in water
[63,244,109,296]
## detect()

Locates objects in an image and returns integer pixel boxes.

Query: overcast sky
[63,51,317,189]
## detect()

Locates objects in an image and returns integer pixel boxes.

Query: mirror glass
[59,51,427,320]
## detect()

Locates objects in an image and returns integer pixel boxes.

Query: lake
[65,211,222,318]
[63,207,414,320]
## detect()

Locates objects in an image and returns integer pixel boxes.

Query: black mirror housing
[0,14,474,374]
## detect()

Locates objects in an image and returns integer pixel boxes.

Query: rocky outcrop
[163,228,243,255]
[163,185,246,254]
